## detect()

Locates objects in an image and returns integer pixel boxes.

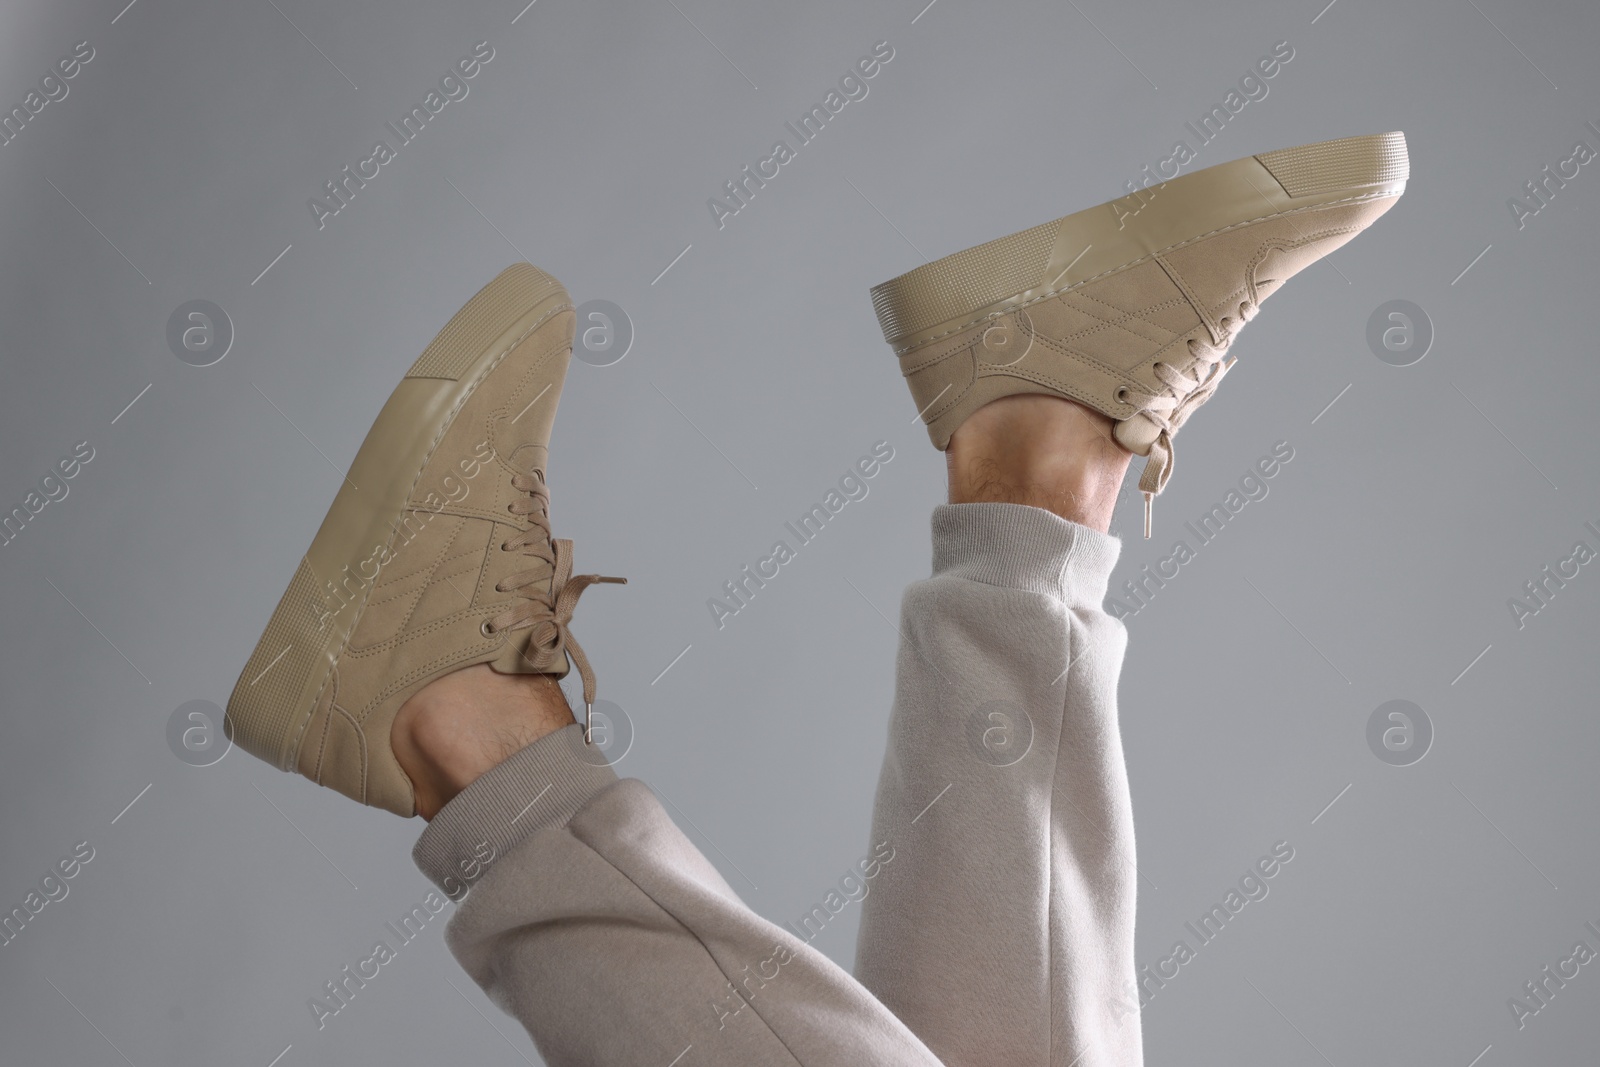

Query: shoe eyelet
[1115,387,1130,404]
[480,620,496,638]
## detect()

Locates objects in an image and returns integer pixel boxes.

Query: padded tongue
[485,566,570,677]
[488,635,568,676]
[1113,412,1160,456]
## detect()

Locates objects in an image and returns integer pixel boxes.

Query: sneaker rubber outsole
[871,131,1409,356]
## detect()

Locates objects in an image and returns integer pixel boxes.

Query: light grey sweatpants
[413,503,1141,1066]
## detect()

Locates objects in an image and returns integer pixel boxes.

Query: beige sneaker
[871,131,1409,536]
[225,263,623,816]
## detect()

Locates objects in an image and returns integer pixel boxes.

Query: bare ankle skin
[946,394,1134,532]
[391,665,575,820]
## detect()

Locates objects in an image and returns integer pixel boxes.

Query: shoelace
[1124,299,1257,537]
[485,468,625,742]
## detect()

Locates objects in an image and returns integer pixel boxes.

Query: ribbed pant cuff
[931,503,1121,607]
[412,723,618,897]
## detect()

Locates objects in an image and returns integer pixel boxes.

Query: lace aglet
[584,701,593,745]
[1143,493,1153,540]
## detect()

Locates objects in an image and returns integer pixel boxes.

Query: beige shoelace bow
[485,468,625,742]
[1124,299,1257,537]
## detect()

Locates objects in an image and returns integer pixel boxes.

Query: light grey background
[1,0,1596,1064]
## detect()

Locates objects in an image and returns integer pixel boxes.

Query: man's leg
[223,263,943,1066]
[398,666,945,1067]
[856,396,1144,1067]
[855,133,1408,1066]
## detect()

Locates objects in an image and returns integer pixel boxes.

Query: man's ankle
[392,665,575,820]
[946,395,1133,531]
